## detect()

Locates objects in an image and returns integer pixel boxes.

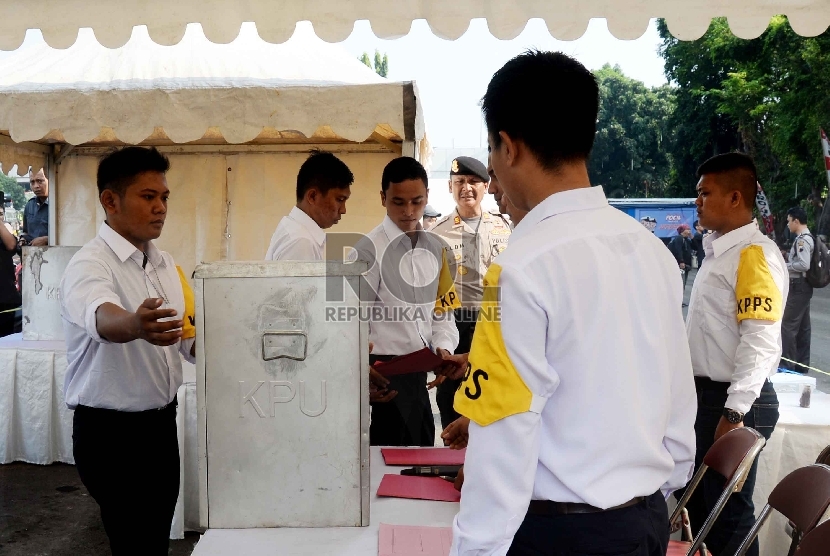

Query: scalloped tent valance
[0,0,827,51]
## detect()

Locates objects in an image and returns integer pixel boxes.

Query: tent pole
[46,150,57,246]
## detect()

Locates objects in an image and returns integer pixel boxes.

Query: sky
[340,18,668,148]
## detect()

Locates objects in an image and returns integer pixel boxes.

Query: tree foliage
[0,173,27,210]
[358,50,389,78]
[589,65,675,198]
[658,16,830,234]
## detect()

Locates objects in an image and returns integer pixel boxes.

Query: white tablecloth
[753,391,830,556]
[0,333,199,539]
[192,446,460,556]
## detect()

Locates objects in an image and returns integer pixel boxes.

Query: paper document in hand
[377,474,461,502]
[373,348,444,377]
[378,523,452,556]
[382,447,466,466]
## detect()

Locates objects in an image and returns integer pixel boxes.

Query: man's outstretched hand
[435,351,469,381]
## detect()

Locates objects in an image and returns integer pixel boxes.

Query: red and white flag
[755,181,775,237]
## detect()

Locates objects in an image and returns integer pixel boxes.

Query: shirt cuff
[725,390,757,415]
[84,296,123,344]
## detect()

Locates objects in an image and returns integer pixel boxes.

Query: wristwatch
[723,408,745,424]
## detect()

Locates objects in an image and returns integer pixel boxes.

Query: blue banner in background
[635,208,698,238]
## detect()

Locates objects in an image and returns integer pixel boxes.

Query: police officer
[430,156,511,429]
[686,153,787,556]
[781,206,814,373]
[441,52,696,556]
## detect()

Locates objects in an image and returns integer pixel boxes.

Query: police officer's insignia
[455,253,462,261]
[454,215,461,226]
[497,245,507,253]
[458,266,469,276]
[451,159,459,173]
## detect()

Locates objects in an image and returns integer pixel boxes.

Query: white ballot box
[21,246,81,341]
[194,261,370,529]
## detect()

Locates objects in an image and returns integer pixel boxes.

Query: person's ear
[380,190,387,208]
[100,190,119,215]
[499,132,518,167]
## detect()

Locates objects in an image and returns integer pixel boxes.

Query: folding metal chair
[785,445,830,556]
[735,464,830,556]
[794,519,830,556]
[668,427,766,556]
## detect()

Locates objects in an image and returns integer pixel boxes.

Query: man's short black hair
[97,147,170,196]
[296,150,354,201]
[693,220,700,229]
[381,157,428,192]
[481,50,599,170]
[696,152,758,210]
[787,206,809,225]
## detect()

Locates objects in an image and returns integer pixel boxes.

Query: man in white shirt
[61,147,196,556]
[684,153,787,556]
[441,51,696,556]
[265,150,353,260]
[353,156,460,446]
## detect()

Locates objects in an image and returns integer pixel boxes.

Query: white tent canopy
[0,22,424,166]
[0,0,827,51]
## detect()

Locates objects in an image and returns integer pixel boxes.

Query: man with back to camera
[437,51,696,556]
[780,206,814,374]
[352,156,460,446]
[430,156,511,430]
[265,150,353,261]
[685,152,787,556]
[60,147,197,555]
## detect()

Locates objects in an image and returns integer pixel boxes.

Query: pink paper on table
[378,523,453,556]
[381,447,466,466]
[377,474,461,503]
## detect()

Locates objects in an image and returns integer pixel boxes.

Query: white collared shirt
[450,186,697,556]
[353,216,459,356]
[265,206,326,261]
[686,221,788,413]
[61,222,195,412]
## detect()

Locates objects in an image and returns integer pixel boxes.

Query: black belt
[694,376,772,392]
[75,398,178,417]
[528,497,644,516]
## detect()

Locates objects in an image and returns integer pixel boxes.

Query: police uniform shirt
[265,206,326,261]
[61,222,196,411]
[449,186,697,556]
[686,221,788,414]
[352,216,460,356]
[430,209,511,307]
[787,229,813,278]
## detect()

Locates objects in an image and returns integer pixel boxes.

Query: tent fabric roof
[0,0,827,51]
[0,23,424,156]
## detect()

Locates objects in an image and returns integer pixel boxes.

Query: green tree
[588,65,676,198]
[0,173,26,210]
[358,50,389,78]
[657,16,830,234]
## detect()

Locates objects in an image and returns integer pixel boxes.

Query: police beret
[450,156,489,182]
[423,204,441,218]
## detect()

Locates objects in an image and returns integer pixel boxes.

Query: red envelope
[373,348,444,377]
[382,447,466,466]
[377,474,461,503]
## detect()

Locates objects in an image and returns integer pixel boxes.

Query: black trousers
[781,278,813,373]
[437,308,478,430]
[369,354,434,446]
[73,401,180,556]
[0,303,18,337]
[682,379,778,556]
[507,492,669,556]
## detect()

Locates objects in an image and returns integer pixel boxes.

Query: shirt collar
[98,221,165,267]
[289,206,326,246]
[705,220,758,259]
[382,215,423,250]
[510,186,607,242]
